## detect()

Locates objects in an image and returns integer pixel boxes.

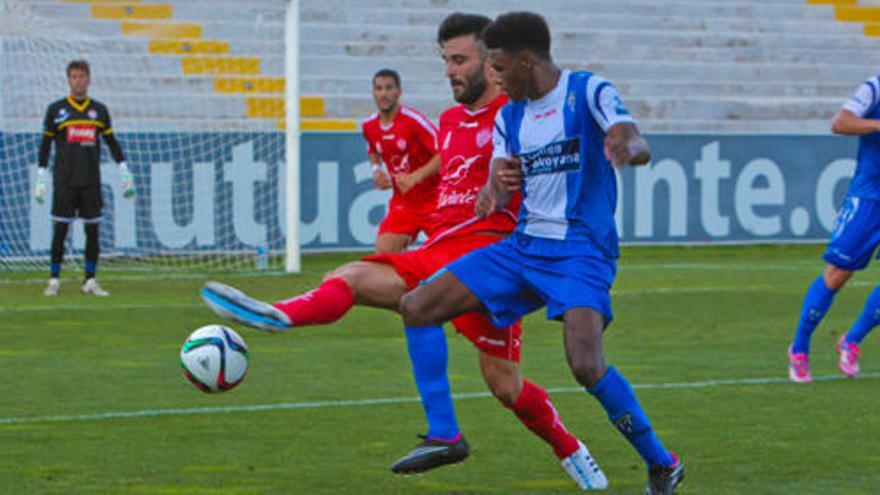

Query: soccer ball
[180,325,249,393]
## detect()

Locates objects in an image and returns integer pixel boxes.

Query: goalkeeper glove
[34,167,47,204]
[119,162,136,198]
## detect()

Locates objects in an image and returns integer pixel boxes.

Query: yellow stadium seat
[864,23,880,36]
[92,3,171,20]
[182,56,260,75]
[149,40,228,55]
[245,97,326,118]
[246,97,285,119]
[282,119,359,132]
[300,97,325,117]
[121,21,202,39]
[835,6,880,22]
[213,77,285,94]
[247,97,327,119]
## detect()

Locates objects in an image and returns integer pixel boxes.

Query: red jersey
[430,94,519,241]
[361,105,439,214]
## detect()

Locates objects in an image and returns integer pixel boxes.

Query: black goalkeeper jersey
[39,96,124,187]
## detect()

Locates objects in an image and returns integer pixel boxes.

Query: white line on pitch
[0,372,876,427]
[3,279,878,313]
[0,260,823,286]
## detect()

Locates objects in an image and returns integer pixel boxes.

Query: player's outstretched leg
[201,282,293,331]
[203,262,403,332]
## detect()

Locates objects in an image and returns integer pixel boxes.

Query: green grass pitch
[1,245,879,494]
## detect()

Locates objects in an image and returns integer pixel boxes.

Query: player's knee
[824,265,853,290]
[569,359,606,388]
[399,291,428,326]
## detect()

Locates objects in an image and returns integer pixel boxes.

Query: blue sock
[588,366,674,467]
[791,275,838,354]
[50,263,61,278]
[404,325,460,441]
[846,285,880,345]
[84,261,97,279]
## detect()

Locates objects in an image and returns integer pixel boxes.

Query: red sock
[272,277,355,326]
[506,379,580,459]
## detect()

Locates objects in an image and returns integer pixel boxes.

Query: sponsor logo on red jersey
[444,154,481,186]
[66,125,97,144]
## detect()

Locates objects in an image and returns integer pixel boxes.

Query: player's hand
[121,170,136,198]
[495,157,522,193]
[34,176,47,204]
[604,123,650,168]
[372,170,391,190]
[118,162,136,198]
[475,185,498,218]
[394,172,418,193]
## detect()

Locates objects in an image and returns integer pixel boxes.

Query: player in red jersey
[362,68,441,253]
[201,13,607,489]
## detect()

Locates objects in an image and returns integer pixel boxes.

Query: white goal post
[284,0,301,273]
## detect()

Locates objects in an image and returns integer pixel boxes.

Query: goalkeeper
[36,60,135,297]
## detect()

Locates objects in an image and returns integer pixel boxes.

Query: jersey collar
[67,96,91,113]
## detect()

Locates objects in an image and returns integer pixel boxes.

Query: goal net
[0,0,292,275]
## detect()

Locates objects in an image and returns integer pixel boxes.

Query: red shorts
[363,233,521,361]
[378,203,436,239]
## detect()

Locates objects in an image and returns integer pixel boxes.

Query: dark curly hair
[483,12,551,60]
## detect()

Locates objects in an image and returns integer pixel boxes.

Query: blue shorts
[824,196,880,271]
[446,233,617,329]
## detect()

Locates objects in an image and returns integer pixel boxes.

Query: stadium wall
[0,131,857,258]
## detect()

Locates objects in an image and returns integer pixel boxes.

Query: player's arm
[477,156,522,218]
[368,151,391,190]
[394,153,440,193]
[604,122,650,168]
[477,114,520,218]
[35,105,56,203]
[587,77,649,167]
[833,79,880,136]
[831,109,880,136]
[395,113,440,193]
[100,105,135,198]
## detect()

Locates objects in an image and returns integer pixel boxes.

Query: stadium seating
[3,0,880,133]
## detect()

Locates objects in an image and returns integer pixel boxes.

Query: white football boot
[43,278,60,297]
[561,440,608,490]
[81,278,110,297]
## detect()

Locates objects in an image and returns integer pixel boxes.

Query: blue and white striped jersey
[842,75,880,201]
[492,70,635,258]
